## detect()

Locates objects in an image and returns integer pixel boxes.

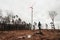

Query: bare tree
[0,9,3,23]
[5,10,14,24]
[18,18,21,24]
[28,23,31,30]
[6,10,14,19]
[0,9,2,16]
[45,24,48,29]
[49,11,57,29]
[33,22,37,30]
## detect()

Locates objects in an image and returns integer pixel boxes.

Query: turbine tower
[30,6,33,30]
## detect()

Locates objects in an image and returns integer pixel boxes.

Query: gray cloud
[0,0,60,27]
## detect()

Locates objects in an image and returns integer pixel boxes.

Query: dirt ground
[0,29,60,40]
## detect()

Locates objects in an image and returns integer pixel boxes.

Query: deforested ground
[0,29,60,40]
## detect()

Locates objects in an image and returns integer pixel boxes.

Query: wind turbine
[30,5,33,30]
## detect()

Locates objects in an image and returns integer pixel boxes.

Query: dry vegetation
[0,29,60,40]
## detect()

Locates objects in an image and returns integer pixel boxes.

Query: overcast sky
[0,0,60,29]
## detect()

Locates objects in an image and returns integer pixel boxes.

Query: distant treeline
[0,9,32,31]
[0,23,31,31]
